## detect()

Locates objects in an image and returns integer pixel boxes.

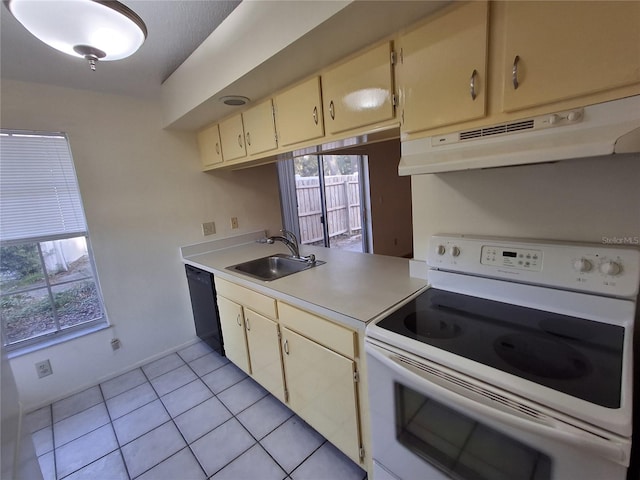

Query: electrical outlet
[111,338,121,350]
[201,221,216,236]
[35,360,52,378]
[231,217,239,229]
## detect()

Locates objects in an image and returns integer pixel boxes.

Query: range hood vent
[399,95,640,175]
[458,119,535,141]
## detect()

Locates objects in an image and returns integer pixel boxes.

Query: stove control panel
[480,245,542,271]
[428,235,640,298]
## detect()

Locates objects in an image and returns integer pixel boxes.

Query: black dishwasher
[185,265,224,356]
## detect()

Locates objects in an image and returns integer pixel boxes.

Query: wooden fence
[296,174,361,244]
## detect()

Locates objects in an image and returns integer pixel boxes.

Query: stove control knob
[437,245,446,255]
[600,261,622,276]
[450,246,461,257]
[573,258,592,273]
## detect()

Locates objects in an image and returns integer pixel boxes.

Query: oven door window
[396,383,552,480]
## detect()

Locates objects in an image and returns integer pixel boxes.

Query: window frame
[0,130,108,352]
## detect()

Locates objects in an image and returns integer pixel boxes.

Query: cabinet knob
[313,106,318,125]
[237,134,243,148]
[283,339,289,355]
[236,314,241,327]
[246,132,251,146]
[245,316,251,331]
[215,142,220,155]
[329,100,335,120]
[469,69,478,101]
[512,55,520,90]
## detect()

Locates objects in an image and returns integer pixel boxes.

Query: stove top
[376,288,624,408]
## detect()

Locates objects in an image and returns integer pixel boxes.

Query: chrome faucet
[263,229,316,264]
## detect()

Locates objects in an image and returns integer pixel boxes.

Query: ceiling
[0,1,241,99]
[2,0,450,130]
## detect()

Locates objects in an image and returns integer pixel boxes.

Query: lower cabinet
[281,327,361,462]
[214,277,364,466]
[216,295,250,374]
[244,308,286,403]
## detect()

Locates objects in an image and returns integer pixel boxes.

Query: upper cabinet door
[242,99,278,156]
[322,42,395,135]
[274,77,325,147]
[397,1,489,135]
[219,114,247,162]
[197,123,223,168]
[503,1,640,112]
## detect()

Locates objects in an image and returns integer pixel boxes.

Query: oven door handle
[366,343,628,465]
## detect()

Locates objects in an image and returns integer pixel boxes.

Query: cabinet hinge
[353,371,360,383]
[359,446,365,460]
[277,328,282,340]
[390,50,397,66]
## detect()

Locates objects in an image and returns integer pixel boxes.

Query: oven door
[365,340,628,480]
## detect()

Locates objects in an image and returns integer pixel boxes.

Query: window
[0,130,106,350]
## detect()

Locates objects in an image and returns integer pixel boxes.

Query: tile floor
[24,341,366,480]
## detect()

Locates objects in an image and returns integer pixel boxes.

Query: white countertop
[182,233,428,330]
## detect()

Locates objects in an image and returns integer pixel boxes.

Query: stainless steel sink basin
[226,254,324,281]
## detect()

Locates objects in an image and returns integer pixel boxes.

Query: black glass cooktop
[377,289,625,408]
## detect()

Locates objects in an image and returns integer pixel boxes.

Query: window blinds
[0,131,87,242]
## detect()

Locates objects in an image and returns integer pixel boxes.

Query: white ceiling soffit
[162,0,450,131]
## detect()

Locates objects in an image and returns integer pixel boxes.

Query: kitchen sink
[226,254,324,281]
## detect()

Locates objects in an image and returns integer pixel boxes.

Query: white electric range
[365,235,639,480]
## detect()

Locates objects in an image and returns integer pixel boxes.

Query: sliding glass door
[279,154,370,253]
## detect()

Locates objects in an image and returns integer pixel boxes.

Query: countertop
[182,233,428,331]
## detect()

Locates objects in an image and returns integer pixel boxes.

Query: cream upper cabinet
[274,76,324,147]
[244,308,286,402]
[242,99,278,156]
[281,327,361,462]
[197,123,223,168]
[216,295,250,374]
[219,113,246,162]
[397,1,489,134]
[502,1,640,112]
[322,42,395,135]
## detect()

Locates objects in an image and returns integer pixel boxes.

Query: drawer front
[278,302,356,359]
[215,278,277,319]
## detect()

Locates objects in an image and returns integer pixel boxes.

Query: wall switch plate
[111,338,121,350]
[35,360,52,378]
[202,221,216,236]
[231,217,239,229]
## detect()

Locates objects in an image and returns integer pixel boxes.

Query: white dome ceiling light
[5,0,147,71]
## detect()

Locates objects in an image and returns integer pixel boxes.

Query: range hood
[399,95,640,175]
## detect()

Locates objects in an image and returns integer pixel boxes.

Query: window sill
[5,321,111,359]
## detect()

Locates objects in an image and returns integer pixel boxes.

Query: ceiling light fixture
[4,0,147,71]
[220,96,250,106]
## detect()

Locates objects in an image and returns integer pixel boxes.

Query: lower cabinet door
[245,308,286,402]
[281,327,361,462]
[216,296,250,374]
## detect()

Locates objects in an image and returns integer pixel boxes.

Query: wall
[367,140,413,257]
[1,79,282,410]
[411,154,640,260]
[1,346,43,480]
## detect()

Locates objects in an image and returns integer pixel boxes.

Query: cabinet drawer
[278,302,356,359]
[215,278,277,319]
